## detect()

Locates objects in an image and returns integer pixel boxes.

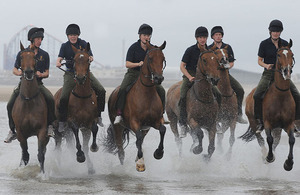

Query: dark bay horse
[54,43,99,174]
[166,46,220,160]
[104,41,167,172]
[12,42,49,173]
[240,39,295,171]
[211,44,238,158]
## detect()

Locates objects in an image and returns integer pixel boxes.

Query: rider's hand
[189,76,195,82]
[266,64,274,70]
[36,71,42,78]
[89,56,94,62]
[138,61,144,67]
[56,61,62,68]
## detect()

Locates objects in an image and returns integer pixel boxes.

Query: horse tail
[102,124,130,154]
[238,125,256,142]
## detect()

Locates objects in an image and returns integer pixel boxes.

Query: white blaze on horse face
[211,57,214,60]
[80,54,84,58]
[220,49,226,58]
[282,49,288,58]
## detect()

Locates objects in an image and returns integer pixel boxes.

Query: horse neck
[193,69,214,99]
[138,61,156,89]
[217,69,233,95]
[274,69,290,90]
[20,76,39,97]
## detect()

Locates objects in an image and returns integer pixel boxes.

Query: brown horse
[211,44,238,158]
[12,42,49,173]
[240,39,295,171]
[166,46,220,160]
[54,43,99,174]
[104,41,167,172]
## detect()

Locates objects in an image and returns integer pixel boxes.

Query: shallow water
[0,101,300,195]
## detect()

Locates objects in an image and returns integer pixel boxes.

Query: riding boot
[179,97,188,138]
[236,98,248,124]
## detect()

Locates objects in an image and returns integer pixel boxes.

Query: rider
[254,19,300,131]
[5,27,56,143]
[56,23,106,132]
[208,26,248,124]
[178,26,222,137]
[115,23,166,117]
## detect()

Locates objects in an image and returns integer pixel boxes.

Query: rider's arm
[56,57,63,67]
[125,61,143,68]
[36,69,49,78]
[180,61,194,82]
[13,67,22,76]
[258,56,273,70]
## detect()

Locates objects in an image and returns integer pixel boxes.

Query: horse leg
[19,137,30,167]
[135,129,146,172]
[284,128,295,171]
[81,128,95,175]
[37,129,49,173]
[203,125,217,161]
[272,128,282,151]
[90,122,99,152]
[71,124,85,163]
[265,128,275,163]
[192,126,204,155]
[169,114,182,156]
[113,123,125,165]
[216,123,225,153]
[153,124,166,160]
[225,122,236,161]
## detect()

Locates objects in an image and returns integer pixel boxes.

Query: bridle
[20,49,37,81]
[140,47,166,87]
[194,50,217,84]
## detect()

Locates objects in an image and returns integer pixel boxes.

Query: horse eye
[203,59,207,64]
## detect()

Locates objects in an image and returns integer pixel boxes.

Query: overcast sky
[1,0,299,73]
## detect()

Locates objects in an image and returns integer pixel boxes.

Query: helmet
[138,24,153,35]
[211,26,224,38]
[195,26,208,37]
[27,27,44,41]
[66,24,81,35]
[268,19,283,32]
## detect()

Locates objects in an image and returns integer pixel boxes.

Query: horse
[166,45,220,160]
[54,43,99,174]
[12,42,49,173]
[240,39,295,171]
[104,41,167,172]
[211,44,238,158]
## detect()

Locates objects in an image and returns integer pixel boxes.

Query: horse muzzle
[24,68,34,81]
[153,74,164,85]
[75,75,87,85]
[209,77,220,86]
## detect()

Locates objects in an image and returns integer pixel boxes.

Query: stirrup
[98,117,104,127]
[4,130,17,143]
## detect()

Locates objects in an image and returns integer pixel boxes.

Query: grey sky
[0,0,299,73]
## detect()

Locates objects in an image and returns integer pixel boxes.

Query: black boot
[256,119,264,133]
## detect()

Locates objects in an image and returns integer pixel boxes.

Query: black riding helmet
[27,27,44,42]
[211,26,224,38]
[195,26,208,37]
[269,19,283,32]
[66,24,81,35]
[138,24,153,35]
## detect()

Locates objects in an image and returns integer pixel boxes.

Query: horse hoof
[76,152,86,163]
[153,149,164,160]
[136,158,145,172]
[266,155,275,163]
[193,146,203,155]
[203,154,211,162]
[90,144,99,152]
[284,159,294,171]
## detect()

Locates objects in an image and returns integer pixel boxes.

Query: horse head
[142,41,166,85]
[71,43,91,85]
[197,45,220,85]
[211,44,230,69]
[20,42,36,81]
[276,39,294,80]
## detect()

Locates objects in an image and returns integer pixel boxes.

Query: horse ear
[288,39,293,48]
[224,44,229,49]
[159,41,166,50]
[145,40,152,50]
[86,42,91,53]
[20,41,25,51]
[278,39,282,48]
[210,43,217,51]
[71,44,78,54]
[199,44,207,52]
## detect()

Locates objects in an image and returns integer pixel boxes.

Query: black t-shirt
[14,47,49,81]
[208,42,235,62]
[126,40,148,71]
[58,38,93,71]
[181,44,201,72]
[258,37,288,70]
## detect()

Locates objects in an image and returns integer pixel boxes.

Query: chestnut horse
[166,46,220,160]
[240,39,295,171]
[211,44,238,158]
[54,43,99,174]
[12,42,49,173]
[104,41,166,172]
